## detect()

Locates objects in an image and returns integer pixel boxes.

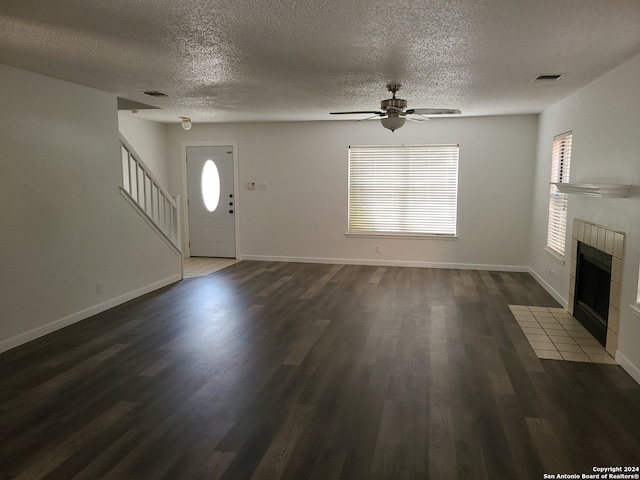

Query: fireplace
[573,242,612,346]
[569,219,625,356]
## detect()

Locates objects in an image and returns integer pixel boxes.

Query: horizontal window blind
[546,131,572,257]
[348,144,459,235]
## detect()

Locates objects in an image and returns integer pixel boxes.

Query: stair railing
[119,135,181,252]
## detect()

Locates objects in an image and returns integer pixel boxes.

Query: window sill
[630,305,640,319]
[544,247,566,265]
[345,232,458,240]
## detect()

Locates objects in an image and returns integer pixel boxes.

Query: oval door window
[201,160,220,212]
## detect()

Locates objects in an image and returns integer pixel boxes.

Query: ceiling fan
[330,83,461,132]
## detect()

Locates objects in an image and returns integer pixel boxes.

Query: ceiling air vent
[533,74,564,82]
[141,90,168,97]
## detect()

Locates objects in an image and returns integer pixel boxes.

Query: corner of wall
[528,266,568,308]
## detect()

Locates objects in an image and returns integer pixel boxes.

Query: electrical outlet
[376,245,382,253]
[96,282,102,294]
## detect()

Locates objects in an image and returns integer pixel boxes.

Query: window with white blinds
[348,144,459,236]
[546,131,572,258]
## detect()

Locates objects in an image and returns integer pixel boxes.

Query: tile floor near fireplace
[509,304,617,364]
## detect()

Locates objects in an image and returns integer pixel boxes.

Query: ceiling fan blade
[330,110,383,115]
[406,116,430,123]
[406,108,461,115]
[354,114,381,123]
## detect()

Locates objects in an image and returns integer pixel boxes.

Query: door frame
[181,141,240,258]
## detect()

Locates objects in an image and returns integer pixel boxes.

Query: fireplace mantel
[553,183,631,198]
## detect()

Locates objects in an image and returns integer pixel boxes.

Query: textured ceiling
[1,0,640,124]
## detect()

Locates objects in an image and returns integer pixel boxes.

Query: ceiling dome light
[380,115,406,132]
[181,117,192,130]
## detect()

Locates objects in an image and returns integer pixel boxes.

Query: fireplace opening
[573,242,612,346]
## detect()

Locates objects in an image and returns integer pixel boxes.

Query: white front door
[186,146,236,258]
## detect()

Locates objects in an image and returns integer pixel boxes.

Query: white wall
[529,54,640,381]
[167,115,538,270]
[117,112,170,189]
[0,65,182,352]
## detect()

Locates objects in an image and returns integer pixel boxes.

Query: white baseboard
[240,254,529,272]
[527,267,568,309]
[0,274,182,354]
[615,351,640,386]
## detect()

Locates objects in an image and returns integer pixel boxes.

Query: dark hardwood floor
[1,261,639,479]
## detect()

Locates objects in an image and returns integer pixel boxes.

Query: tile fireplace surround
[569,218,625,356]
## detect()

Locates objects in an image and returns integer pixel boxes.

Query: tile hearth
[509,305,616,364]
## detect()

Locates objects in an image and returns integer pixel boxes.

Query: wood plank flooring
[1,261,639,479]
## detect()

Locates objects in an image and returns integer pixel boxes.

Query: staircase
[119,135,181,253]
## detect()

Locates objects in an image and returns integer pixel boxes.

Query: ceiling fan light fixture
[330,83,459,131]
[180,117,192,130]
[381,116,406,132]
